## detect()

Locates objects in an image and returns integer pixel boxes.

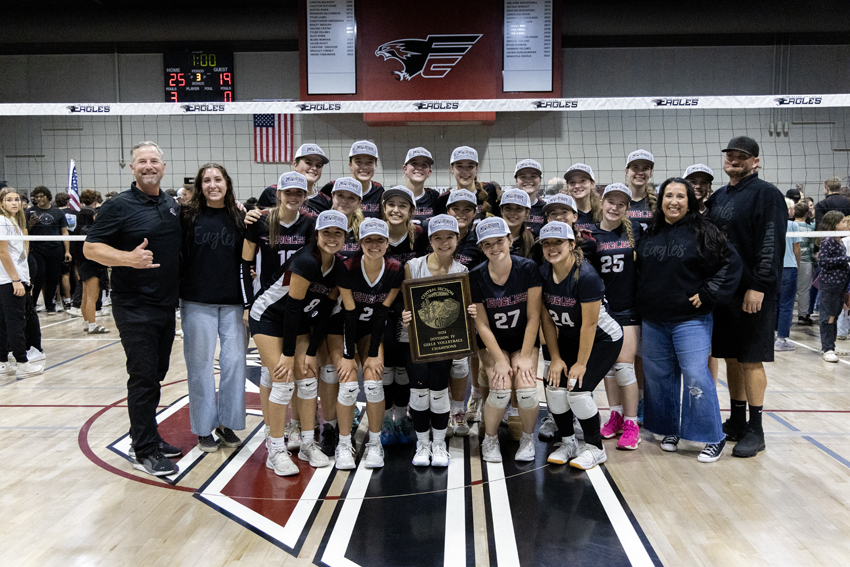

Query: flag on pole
[253,114,294,163]
[68,160,81,211]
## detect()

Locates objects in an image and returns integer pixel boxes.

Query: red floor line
[2,404,170,408]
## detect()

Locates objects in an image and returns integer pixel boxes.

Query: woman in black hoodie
[637,177,742,462]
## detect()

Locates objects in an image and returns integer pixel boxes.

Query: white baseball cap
[602,183,632,200]
[627,149,654,167]
[294,143,329,164]
[538,221,575,242]
[450,146,479,164]
[446,189,477,207]
[316,210,348,232]
[564,163,595,182]
[382,185,416,207]
[428,214,460,236]
[500,188,532,209]
[543,194,578,215]
[514,159,542,176]
[476,217,510,243]
[349,140,379,159]
[405,147,434,165]
[332,177,363,198]
[277,172,308,192]
[359,218,389,240]
[684,164,714,181]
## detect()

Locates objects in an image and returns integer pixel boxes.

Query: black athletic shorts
[476,333,525,355]
[546,335,623,393]
[712,297,776,363]
[609,308,641,328]
[77,259,106,282]
[249,304,312,338]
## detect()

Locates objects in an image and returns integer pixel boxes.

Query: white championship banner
[0,94,846,116]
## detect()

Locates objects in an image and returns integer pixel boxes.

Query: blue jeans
[642,315,723,444]
[181,301,247,436]
[775,267,798,339]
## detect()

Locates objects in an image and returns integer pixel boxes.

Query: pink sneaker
[600,410,624,439]
[617,420,641,450]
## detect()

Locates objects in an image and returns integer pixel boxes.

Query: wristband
[11,280,20,283]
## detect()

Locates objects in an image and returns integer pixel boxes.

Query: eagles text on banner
[254,114,294,163]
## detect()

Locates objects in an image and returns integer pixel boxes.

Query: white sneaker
[26,347,46,362]
[0,360,16,374]
[823,351,839,363]
[835,347,850,356]
[285,422,302,450]
[102,295,112,307]
[481,436,502,462]
[466,395,483,422]
[431,441,450,467]
[66,307,82,317]
[538,415,557,440]
[16,362,43,378]
[298,441,330,467]
[364,443,385,468]
[547,437,579,464]
[412,442,431,466]
[450,410,469,437]
[335,443,356,470]
[569,444,607,470]
[515,436,536,462]
[267,449,299,476]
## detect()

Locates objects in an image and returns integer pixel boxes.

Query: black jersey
[341,255,404,319]
[588,221,642,313]
[628,197,654,229]
[338,228,361,260]
[454,227,484,269]
[541,261,622,343]
[470,256,544,346]
[245,212,315,292]
[309,180,385,218]
[575,209,595,232]
[250,242,344,322]
[526,198,547,236]
[509,226,535,259]
[412,187,441,224]
[386,225,428,266]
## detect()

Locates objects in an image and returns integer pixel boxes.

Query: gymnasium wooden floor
[1,309,849,566]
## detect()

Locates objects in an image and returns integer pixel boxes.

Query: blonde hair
[350,209,364,239]
[0,188,26,235]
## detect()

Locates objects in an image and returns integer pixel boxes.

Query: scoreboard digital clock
[164,51,234,103]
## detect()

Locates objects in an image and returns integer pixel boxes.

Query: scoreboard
[164,51,234,103]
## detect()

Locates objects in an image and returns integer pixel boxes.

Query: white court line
[321,425,370,567]
[586,466,654,567]
[788,338,850,366]
[39,317,77,329]
[444,436,466,567]
[485,460,521,567]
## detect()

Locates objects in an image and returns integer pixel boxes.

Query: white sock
[369,431,380,445]
[610,405,623,415]
[326,419,337,428]
[339,433,351,446]
[432,428,447,445]
[270,436,286,452]
[521,431,533,442]
[393,406,407,422]
[562,435,576,444]
[416,431,430,445]
[302,430,315,445]
[484,433,497,443]
[624,416,638,424]
[450,400,463,413]
[291,419,300,429]
[471,386,481,397]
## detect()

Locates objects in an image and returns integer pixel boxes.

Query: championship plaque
[403,273,476,363]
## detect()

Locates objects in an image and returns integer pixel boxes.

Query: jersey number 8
[600,254,624,273]
[303,298,321,312]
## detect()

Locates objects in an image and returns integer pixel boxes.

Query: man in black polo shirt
[84,140,182,476]
[706,136,787,458]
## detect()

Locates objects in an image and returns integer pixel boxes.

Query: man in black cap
[706,136,787,458]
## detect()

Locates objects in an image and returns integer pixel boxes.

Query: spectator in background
[55,192,78,312]
[546,177,567,197]
[95,192,104,208]
[786,187,802,204]
[73,190,109,334]
[837,218,850,341]
[68,190,102,318]
[774,198,802,351]
[166,189,178,199]
[27,186,71,314]
[244,197,258,211]
[815,177,850,227]
[794,202,816,325]
[105,191,119,201]
[815,211,850,362]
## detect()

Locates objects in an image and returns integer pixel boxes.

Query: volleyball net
[1,95,849,207]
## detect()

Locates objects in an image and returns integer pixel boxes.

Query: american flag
[67,160,81,211]
[254,114,294,163]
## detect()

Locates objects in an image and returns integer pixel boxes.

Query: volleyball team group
[141,131,803,480]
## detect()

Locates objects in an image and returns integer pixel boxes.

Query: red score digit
[220,73,231,85]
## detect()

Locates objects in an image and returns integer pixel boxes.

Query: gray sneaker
[133,449,178,477]
[299,441,330,467]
